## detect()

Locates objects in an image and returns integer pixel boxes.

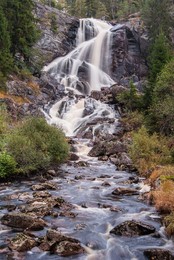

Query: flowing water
[0,19,174,259]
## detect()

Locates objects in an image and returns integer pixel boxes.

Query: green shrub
[148,59,174,135]
[129,126,172,175]
[6,117,69,173]
[164,212,174,236]
[0,152,17,178]
[119,111,144,132]
[117,81,142,112]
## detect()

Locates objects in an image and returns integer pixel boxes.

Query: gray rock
[112,187,139,196]
[144,249,174,260]
[31,182,57,191]
[110,220,155,236]
[9,233,36,252]
[1,213,46,231]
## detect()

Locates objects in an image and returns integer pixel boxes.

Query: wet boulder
[47,229,79,243]
[88,141,106,157]
[112,187,139,196]
[20,201,52,218]
[50,240,84,256]
[144,248,174,260]
[9,233,37,252]
[40,229,84,256]
[1,213,46,231]
[69,153,79,161]
[110,220,155,236]
[31,182,57,191]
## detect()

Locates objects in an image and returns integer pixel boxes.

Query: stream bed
[0,142,173,259]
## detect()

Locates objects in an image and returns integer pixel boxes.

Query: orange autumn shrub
[150,166,174,185]
[152,180,174,214]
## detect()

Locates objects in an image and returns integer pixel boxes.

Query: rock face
[33,1,79,68]
[110,16,148,87]
[110,220,155,236]
[144,249,174,260]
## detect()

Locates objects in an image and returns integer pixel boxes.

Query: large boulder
[110,220,155,236]
[1,213,46,231]
[9,233,37,252]
[40,229,84,256]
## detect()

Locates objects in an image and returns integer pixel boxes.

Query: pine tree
[3,0,38,61]
[0,6,13,76]
[74,0,87,17]
[143,32,172,109]
[142,0,173,41]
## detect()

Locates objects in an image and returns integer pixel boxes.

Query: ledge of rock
[110,220,155,236]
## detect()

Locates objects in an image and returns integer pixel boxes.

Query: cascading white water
[43,19,117,136]
[43,18,114,93]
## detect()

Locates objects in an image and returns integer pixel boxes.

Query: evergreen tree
[148,32,171,84]
[85,0,98,17]
[142,32,172,109]
[0,6,13,76]
[142,0,173,41]
[74,0,87,17]
[3,0,38,62]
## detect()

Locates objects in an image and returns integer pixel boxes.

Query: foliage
[164,212,174,236]
[150,166,174,184]
[142,32,172,109]
[117,81,142,112]
[0,5,13,76]
[50,13,58,33]
[148,32,172,85]
[6,117,69,173]
[119,111,144,132]
[129,126,172,175]
[147,59,174,135]
[152,180,174,214]
[0,152,17,178]
[142,0,173,40]
[0,105,9,136]
[0,0,38,73]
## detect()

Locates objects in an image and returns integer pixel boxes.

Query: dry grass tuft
[0,91,29,104]
[150,166,174,183]
[27,81,40,95]
[153,180,174,214]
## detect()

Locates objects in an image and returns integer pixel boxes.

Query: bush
[153,180,174,214]
[129,126,172,175]
[148,59,174,135]
[117,81,142,112]
[0,152,17,178]
[164,212,174,236]
[119,111,144,132]
[150,166,174,184]
[6,117,69,173]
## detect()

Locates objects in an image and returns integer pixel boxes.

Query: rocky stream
[1,15,174,260]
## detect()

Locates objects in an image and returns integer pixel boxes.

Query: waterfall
[43,19,116,136]
[43,18,114,93]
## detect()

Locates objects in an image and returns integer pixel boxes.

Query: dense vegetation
[0,0,38,81]
[0,107,69,178]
